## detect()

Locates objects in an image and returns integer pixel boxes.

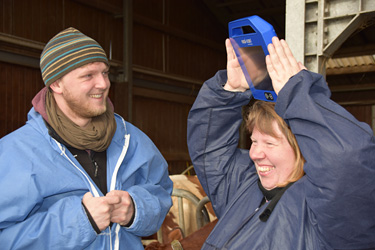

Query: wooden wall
[0,0,227,174]
[343,105,373,128]
[131,0,226,173]
[0,62,43,135]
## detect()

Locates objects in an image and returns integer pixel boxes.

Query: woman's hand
[266,37,306,95]
[223,38,249,92]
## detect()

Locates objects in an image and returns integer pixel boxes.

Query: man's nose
[95,74,110,89]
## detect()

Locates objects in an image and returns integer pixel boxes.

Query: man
[0,27,173,249]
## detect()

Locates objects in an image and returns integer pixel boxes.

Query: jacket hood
[32,87,49,122]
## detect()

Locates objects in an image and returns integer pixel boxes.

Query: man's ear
[49,80,63,94]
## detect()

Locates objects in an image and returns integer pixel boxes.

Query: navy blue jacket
[187,70,375,249]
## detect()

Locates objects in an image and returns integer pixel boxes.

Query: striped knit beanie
[40,27,109,87]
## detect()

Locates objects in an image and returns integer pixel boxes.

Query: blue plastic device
[229,15,277,102]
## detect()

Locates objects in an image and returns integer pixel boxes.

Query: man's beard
[63,91,107,119]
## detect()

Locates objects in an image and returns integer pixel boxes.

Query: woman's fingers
[267,37,307,94]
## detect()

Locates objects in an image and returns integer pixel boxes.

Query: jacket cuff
[122,196,136,227]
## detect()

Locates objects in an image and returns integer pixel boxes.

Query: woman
[187,37,375,249]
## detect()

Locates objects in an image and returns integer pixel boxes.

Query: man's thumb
[83,191,93,201]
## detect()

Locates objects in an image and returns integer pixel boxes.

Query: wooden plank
[331,89,375,106]
[343,105,372,125]
[133,86,195,105]
[133,23,164,71]
[161,152,191,162]
[326,65,375,75]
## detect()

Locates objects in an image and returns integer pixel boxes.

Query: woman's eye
[266,142,277,147]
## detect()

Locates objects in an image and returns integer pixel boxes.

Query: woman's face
[249,121,296,190]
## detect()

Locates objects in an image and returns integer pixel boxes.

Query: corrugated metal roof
[326,55,375,69]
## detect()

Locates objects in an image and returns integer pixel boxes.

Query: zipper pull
[93,160,99,177]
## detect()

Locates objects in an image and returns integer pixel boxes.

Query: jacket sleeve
[0,157,96,249]
[275,70,375,248]
[187,70,257,217]
[117,123,173,237]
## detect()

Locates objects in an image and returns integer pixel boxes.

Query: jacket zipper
[53,139,100,197]
[54,116,130,250]
[111,117,130,250]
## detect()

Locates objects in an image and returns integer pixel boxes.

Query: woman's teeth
[258,166,275,172]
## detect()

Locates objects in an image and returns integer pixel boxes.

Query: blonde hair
[246,101,305,187]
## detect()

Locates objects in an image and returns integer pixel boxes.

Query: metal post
[285,0,305,65]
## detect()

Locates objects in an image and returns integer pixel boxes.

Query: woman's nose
[249,145,266,160]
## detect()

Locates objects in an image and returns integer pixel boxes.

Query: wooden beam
[331,88,375,105]
[133,86,196,105]
[0,51,39,68]
[133,65,203,86]
[161,151,191,162]
[329,83,375,92]
[216,0,259,8]
[0,32,44,51]
[333,44,375,58]
[203,0,230,27]
[71,0,121,15]
[232,6,285,20]
[132,14,224,52]
[326,64,375,75]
